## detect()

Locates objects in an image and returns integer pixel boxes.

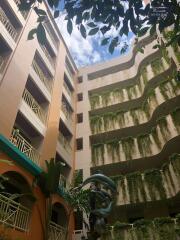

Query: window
[77,76,83,83]
[76,138,83,150]
[77,93,83,101]
[77,113,83,123]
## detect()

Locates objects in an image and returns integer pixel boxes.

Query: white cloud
[56,13,103,67]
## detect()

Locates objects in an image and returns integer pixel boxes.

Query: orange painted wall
[0,152,74,240]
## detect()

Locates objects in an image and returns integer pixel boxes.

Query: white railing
[0,55,6,73]
[61,102,72,121]
[0,7,18,41]
[44,22,59,50]
[10,128,40,166]
[32,60,52,93]
[65,63,74,79]
[0,194,30,231]
[49,221,66,240]
[58,133,72,154]
[40,44,55,68]
[22,89,47,124]
[13,0,29,19]
[63,82,72,97]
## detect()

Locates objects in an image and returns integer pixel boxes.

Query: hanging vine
[141,66,148,85]
[101,91,111,107]
[121,137,135,160]
[157,116,170,141]
[171,107,180,133]
[151,58,164,75]
[144,169,166,200]
[116,110,126,128]
[103,112,115,131]
[151,126,161,149]
[91,143,105,166]
[90,115,103,134]
[137,134,152,157]
[106,140,120,162]
[89,94,100,110]
[130,108,140,125]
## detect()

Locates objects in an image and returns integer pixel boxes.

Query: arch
[1,171,35,208]
[51,202,68,227]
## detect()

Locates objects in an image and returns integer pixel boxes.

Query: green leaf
[88,27,99,36]
[80,24,86,39]
[101,38,110,46]
[138,27,149,37]
[150,25,156,36]
[28,28,37,40]
[109,37,119,54]
[54,10,60,18]
[87,22,97,28]
[67,19,73,35]
[34,7,46,16]
[36,23,46,45]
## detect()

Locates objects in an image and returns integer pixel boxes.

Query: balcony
[32,60,53,93]
[49,221,66,240]
[40,44,55,68]
[0,194,30,231]
[58,133,72,154]
[57,134,72,167]
[61,103,73,122]
[22,88,47,124]
[63,82,73,98]
[0,55,6,73]
[13,0,29,19]
[10,128,40,166]
[44,22,59,51]
[0,7,18,41]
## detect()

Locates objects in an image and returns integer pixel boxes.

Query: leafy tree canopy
[19,0,180,54]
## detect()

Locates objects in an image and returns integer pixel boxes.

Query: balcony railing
[13,0,29,19]
[61,103,72,121]
[65,63,74,79]
[22,89,47,124]
[0,194,30,231]
[0,55,6,73]
[49,221,66,240]
[63,82,72,97]
[32,60,52,93]
[10,128,40,166]
[44,22,59,50]
[0,7,18,41]
[58,133,72,154]
[40,44,55,68]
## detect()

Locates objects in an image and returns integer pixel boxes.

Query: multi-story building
[75,34,180,238]
[0,0,180,240]
[0,0,77,239]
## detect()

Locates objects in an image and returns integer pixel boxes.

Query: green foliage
[103,112,115,131]
[157,116,170,140]
[115,110,126,128]
[171,107,180,133]
[144,169,166,200]
[106,140,119,162]
[121,137,135,160]
[89,94,100,110]
[137,134,152,157]
[141,66,148,85]
[161,48,171,65]
[151,126,161,149]
[151,58,164,75]
[130,108,140,125]
[91,143,105,166]
[90,115,103,134]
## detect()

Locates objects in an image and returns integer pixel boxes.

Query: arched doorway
[0,171,34,231]
[51,202,68,227]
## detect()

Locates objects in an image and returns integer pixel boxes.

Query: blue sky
[57,13,134,67]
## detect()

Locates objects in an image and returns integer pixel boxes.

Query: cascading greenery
[102,215,180,240]
[162,162,176,193]
[151,126,162,149]
[112,88,124,103]
[141,66,148,85]
[157,116,170,140]
[115,110,126,128]
[161,48,171,65]
[109,154,180,204]
[137,134,152,157]
[91,143,105,166]
[171,107,180,133]
[126,85,138,100]
[144,169,166,200]
[130,108,140,125]
[90,115,103,134]
[151,58,164,75]
[106,140,120,162]
[89,94,100,110]
[159,79,170,100]
[103,112,115,131]
[121,137,135,160]
[126,172,146,203]
[101,91,111,106]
